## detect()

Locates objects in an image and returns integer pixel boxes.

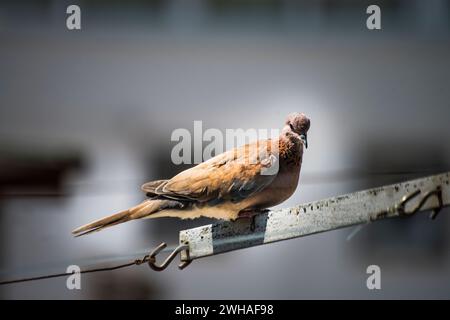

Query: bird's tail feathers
[72,200,159,237]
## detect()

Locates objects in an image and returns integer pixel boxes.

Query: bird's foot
[238,209,269,218]
[237,209,268,231]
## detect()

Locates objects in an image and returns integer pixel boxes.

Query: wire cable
[0,257,148,286]
[0,245,178,286]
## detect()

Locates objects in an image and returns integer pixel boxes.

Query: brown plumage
[72,113,310,236]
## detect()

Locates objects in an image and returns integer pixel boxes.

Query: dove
[72,113,310,236]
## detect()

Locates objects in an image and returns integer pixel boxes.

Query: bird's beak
[300,134,308,149]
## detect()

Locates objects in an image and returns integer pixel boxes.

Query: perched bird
[72,113,310,236]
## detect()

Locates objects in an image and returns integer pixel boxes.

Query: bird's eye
[289,123,295,131]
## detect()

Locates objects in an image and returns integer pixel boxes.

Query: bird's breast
[244,162,301,209]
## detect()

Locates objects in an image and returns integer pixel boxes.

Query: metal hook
[396,186,443,220]
[148,242,192,271]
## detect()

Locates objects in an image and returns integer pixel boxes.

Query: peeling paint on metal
[179,172,450,261]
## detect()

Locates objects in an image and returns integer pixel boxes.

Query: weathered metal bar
[179,172,450,262]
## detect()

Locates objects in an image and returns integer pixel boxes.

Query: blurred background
[1,0,450,299]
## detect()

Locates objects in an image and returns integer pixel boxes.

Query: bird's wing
[152,139,279,203]
[141,179,168,197]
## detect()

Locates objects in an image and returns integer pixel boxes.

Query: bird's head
[285,112,310,149]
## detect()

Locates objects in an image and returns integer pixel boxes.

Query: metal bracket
[179,172,450,263]
[144,172,449,271]
[147,242,192,271]
[396,186,443,220]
